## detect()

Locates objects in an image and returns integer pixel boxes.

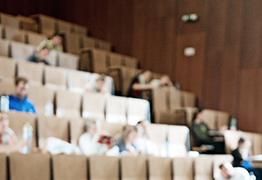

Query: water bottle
[0,95,9,112]
[165,140,169,156]
[250,172,256,180]
[45,100,53,117]
[175,82,180,90]
[160,140,169,157]
[230,118,237,131]
[22,122,33,154]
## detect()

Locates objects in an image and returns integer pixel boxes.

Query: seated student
[127,70,153,98]
[9,77,36,114]
[232,137,262,180]
[0,112,25,154]
[218,162,250,180]
[191,110,225,154]
[37,33,63,52]
[86,75,108,94]
[134,120,158,156]
[150,75,176,89]
[79,121,108,156]
[28,46,50,65]
[113,125,138,156]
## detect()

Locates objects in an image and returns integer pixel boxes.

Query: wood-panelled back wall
[2,0,262,133]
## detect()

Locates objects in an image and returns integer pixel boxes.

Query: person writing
[127,70,152,98]
[232,137,262,180]
[28,46,50,65]
[114,125,138,156]
[150,75,176,89]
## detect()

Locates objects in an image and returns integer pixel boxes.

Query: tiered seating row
[6,111,189,157]
[0,36,80,70]
[224,130,262,156]
[152,88,197,125]
[0,80,149,124]
[0,55,113,92]
[0,12,112,53]
[80,48,139,73]
[30,14,112,53]
[0,154,233,180]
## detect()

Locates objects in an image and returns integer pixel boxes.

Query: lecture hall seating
[0,39,9,57]
[27,84,55,116]
[38,115,69,148]
[1,154,237,180]
[82,92,105,121]
[17,60,44,86]
[7,111,37,148]
[10,41,35,60]
[55,89,82,118]
[0,56,16,79]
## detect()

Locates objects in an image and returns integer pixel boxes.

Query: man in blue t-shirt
[9,77,36,114]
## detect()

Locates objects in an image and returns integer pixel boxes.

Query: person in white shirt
[134,120,158,156]
[0,112,25,154]
[150,75,176,89]
[85,75,108,94]
[79,121,108,156]
[218,162,250,180]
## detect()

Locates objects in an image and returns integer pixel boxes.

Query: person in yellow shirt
[37,33,64,52]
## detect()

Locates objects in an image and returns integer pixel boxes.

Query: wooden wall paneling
[224,0,243,47]
[143,17,175,76]
[175,32,206,106]
[238,69,258,133]
[202,49,222,110]
[218,0,243,116]
[133,0,177,71]
[205,1,227,51]
[107,0,134,55]
[219,46,240,116]
[254,69,262,133]
[176,0,208,34]
[133,0,147,68]
[3,0,60,17]
[239,0,262,69]
[202,1,227,109]
[187,32,206,106]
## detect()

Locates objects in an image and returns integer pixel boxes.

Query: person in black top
[232,137,262,180]
[127,70,152,98]
[28,46,50,65]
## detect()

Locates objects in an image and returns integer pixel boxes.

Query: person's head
[96,75,106,91]
[51,33,63,46]
[14,77,29,100]
[159,75,172,86]
[238,137,246,149]
[122,125,138,145]
[142,70,152,83]
[0,112,9,133]
[136,120,148,136]
[219,163,234,179]
[193,109,205,123]
[38,46,50,60]
[85,120,98,136]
